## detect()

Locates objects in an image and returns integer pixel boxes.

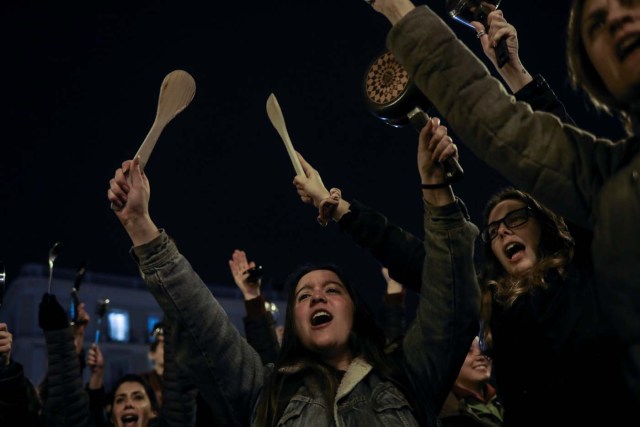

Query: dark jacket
[387,5,640,399]
[243,295,280,366]
[158,321,198,427]
[129,197,479,426]
[439,384,503,427]
[0,360,42,426]
[338,197,632,425]
[41,327,93,427]
[376,278,502,427]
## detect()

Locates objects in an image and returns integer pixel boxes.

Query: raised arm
[38,294,92,426]
[402,116,480,414]
[471,8,533,93]
[378,267,406,346]
[292,151,425,291]
[367,1,627,228]
[107,157,265,427]
[229,249,280,365]
[159,321,197,427]
[472,9,575,124]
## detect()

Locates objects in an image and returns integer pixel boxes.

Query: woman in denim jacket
[106,117,479,426]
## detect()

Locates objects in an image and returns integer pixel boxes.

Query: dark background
[0,1,624,307]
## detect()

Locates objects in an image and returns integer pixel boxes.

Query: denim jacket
[130,199,479,426]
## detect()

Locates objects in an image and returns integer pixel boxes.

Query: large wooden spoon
[266,93,304,176]
[135,69,196,171]
[112,70,195,211]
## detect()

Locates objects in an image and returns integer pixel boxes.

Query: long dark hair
[478,188,574,347]
[254,262,425,426]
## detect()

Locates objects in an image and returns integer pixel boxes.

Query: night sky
[0,1,625,307]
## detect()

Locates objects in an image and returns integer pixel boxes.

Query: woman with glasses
[365,0,640,404]
[473,187,630,426]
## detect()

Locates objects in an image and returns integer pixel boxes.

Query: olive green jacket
[386,6,640,395]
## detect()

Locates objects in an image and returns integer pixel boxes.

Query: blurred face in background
[581,0,640,103]
[112,381,157,427]
[456,337,492,389]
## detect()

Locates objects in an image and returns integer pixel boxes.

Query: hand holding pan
[363,51,464,184]
[266,93,305,177]
[446,0,509,68]
[112,70,196,210]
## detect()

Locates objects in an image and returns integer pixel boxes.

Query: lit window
[107,310,130,342]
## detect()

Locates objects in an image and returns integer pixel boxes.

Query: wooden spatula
[266,93,304,176]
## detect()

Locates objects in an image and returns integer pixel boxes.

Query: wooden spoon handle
[266,93,304,176]
[134,120,164,171]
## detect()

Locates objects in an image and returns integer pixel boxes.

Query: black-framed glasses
[482,206,535,242]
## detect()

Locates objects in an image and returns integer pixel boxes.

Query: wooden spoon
[134,69,196,171]
[266,93,304,176]
[112,70,195,211]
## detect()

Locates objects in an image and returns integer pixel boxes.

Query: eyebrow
[295,280,345,297]
[114,390,145,399]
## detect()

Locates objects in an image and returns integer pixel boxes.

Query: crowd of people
[2,0,639,425]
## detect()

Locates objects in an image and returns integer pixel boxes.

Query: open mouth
[310,310,333,326]
[617,34,640,61]
[121,414,139,427]
[504,242,525,260]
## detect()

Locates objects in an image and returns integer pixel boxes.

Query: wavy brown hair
[478,188,575,348]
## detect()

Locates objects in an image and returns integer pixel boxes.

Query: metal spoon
[47,241,63,294]
[70,261,87,325]
[94,298,110,344]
